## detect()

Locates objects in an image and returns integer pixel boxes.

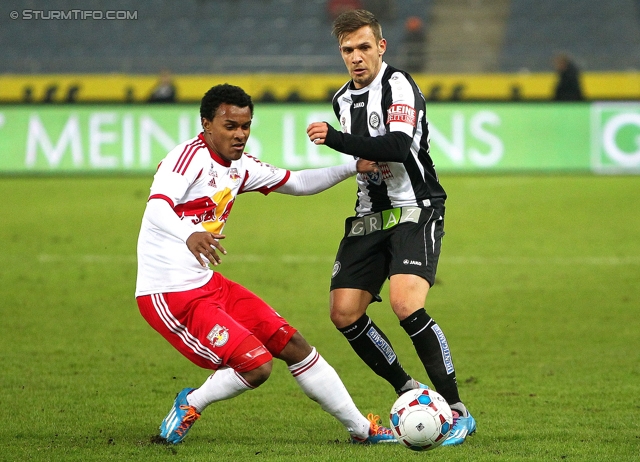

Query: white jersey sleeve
[276,160,357,196]
[238,154,290,195]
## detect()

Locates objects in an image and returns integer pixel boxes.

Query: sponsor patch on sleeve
[387,103,417,127]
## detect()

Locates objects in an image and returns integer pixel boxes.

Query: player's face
[202,103,252,162]
[339,25,386,89]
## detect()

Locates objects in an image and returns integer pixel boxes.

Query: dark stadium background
[2,0,640,102]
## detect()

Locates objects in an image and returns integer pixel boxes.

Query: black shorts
[330,204,445,302]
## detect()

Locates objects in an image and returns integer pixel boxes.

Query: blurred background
[2,0,640,175]
[2,0,640,103]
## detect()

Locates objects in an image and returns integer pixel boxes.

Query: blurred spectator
[23,86,34,103]
[401,16,427,73]
[285,90,303,102]
[125,87,135,103]
[450,83,464,101]
[553,53,583,101]
[426,84,442,101]
[43,85,58,103]
[510,84,522,101]
[66,85,80,103]
[148,69,177,103]
[258,89,277,102]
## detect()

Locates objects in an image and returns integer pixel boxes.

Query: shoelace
[175,405,201,436]
[366,413,393,436]
[450,410,461,428]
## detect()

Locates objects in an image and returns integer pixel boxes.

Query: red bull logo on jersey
[388,104,416,127]
[175,187,235,234]
[202,188,235,234]
[229,168,241,184]
[175,196,216,225]
[207,324,229,347]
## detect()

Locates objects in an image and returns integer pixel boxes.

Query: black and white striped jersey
[326,62,446,216]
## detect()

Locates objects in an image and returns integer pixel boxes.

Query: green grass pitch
[0,174,638,461]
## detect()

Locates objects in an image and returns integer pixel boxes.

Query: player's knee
[227,335,273,386]
[276,332,313,366]
[389,275,430,318]
[329,305,345,326]
[329,289,370,327]
[329,303,362,328]
[239,360,273,388]
[390,301,417,320]
[390,298,427,321]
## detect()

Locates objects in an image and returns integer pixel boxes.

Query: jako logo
[403,259,423,266]
[353,102,365,108]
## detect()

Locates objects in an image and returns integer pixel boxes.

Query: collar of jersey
[348,62,388,94]
[198,132,232,167]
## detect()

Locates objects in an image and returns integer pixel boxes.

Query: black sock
[338,313,412,392]
[400,308,461,404]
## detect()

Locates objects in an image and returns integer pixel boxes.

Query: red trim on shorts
[228,336,272,373]
[264,325,297,357]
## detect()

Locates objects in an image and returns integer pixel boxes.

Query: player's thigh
[388,212,444,288]
[137,292,252,370]
[330,230,389,302]
[218,274,295,352]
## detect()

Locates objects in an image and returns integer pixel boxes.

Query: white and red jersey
[135,133,290,296]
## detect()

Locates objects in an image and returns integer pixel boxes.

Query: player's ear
[378,38,387,55]
[202,117,212,131]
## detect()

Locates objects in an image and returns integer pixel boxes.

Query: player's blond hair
[332,9,383,44]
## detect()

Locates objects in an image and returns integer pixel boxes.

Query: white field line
[28,254,640,265]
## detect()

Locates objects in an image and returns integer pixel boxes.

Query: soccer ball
[390,388,453,451]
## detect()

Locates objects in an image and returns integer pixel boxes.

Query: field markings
[25,254,640,265]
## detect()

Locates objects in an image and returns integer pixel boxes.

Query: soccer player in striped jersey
[306,10,476,446]
[136,84,394,445]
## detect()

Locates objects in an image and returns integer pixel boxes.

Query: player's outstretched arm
[306,121,412,163]
[276,159,377,196]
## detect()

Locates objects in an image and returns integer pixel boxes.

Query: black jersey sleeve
[324,123,412,162]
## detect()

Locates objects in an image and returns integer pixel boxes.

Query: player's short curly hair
[200,84,254,120]
[332,9,383,44]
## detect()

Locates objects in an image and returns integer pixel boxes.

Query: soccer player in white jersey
[306,10,476,446]
[136,83,395,445]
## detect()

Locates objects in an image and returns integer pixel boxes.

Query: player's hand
[186,231,227,267]
[306,122,328,145]
[356,159,379,174]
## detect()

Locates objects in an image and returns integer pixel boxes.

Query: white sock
[288,347,370,439]
[186,367,253,413]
